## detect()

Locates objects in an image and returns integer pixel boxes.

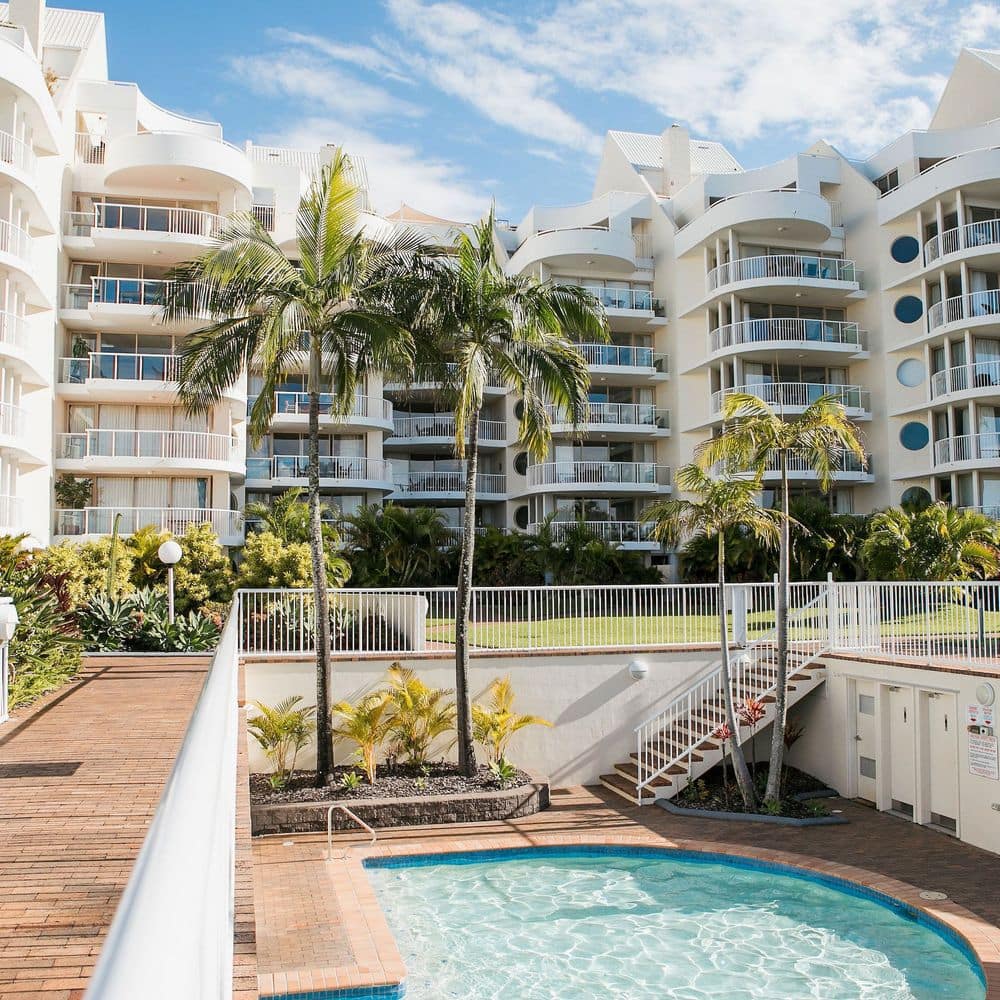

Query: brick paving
[253,785,1000,998]
[0,656,208,1000]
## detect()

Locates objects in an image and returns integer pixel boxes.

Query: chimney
[662,123,690,191]
[9,0,44,57]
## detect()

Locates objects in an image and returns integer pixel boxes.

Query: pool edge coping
[257,830,1000,999]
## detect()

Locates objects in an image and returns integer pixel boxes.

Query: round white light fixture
[17,536,42,553]
[157,539,182,565]
[976,682,996,707]
[0,596,20,643]
[628,659,649,681]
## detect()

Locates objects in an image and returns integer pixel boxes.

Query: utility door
[926,692,959,834]
[854,680,878,803]
[888,686,915,818]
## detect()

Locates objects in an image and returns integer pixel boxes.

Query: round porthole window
[901,486,932,510]
[894,295,924,324]
[513,452,529,476]
[514,400,525,421]
[896,358,925,387]
[890,236,920,264]
[514,505,529,529]
[899,422,930,451]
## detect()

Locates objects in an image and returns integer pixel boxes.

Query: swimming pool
[365,846,986,1000]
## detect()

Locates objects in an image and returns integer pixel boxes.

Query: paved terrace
[254,786,1000,998]
[0,657,210,999]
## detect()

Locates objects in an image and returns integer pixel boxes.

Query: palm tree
[330,692,393,784]
[472,675,552,765]
[244,487,324,543]
[415,208,607,777]
[698,392,867,802]
[641,463,781,810]
[163,152,430,785]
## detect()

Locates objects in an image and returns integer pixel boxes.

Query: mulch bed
[675,765,832,819]
[250,761,531,804]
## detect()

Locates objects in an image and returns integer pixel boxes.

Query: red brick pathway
[0,657,208,999]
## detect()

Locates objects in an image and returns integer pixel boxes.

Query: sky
[73,0,1000,222]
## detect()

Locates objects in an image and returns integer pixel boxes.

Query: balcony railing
[0,494,22,529]
[756,450,870,475]
[58,429,236,463]
[707,254,859,291]
[0,130,37,175]
[55,506,243,539]
[384,364,506,392]
[711,382,870,414]
[0,219,31,265]
[526,461,671,488]
[935,433,1000,466]
[928,290,1000,332]
[925,218,1000,265]
[268,391,392,422]
[0,401,26,439]
[579,285,654,311]
[545,402,670,429]
[65,203,225,239]
[710,318,866,353]
[529,520,659,545]
[390,413,506,442]
[59,353,181,384]
[0,311,28,352]
[931,360,1000,398]
[392,471,506,495]
[576,343,666,372]
[61,278,210,312]
[74,131,106,164]
[252,204,275,231]
[247,455,393,483]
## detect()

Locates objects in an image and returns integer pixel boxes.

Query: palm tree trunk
[455,408,480,777]
[765,450,791,802]
[308,335,333,785]
[718,533,755,809]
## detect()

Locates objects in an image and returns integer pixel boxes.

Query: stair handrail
[633,585,831,800]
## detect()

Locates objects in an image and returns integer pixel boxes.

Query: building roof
[384,203,461,225]
[0,3,102,49]
[608,129,743,175]
[967,47,1000,72]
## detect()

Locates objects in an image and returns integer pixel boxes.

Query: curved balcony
[64,203,227,264]
[60,279,211,331]
[0,26,61,150]
[545,402,670,437]
[934,433,1000,471]
[57,429,242,475]
[265,392,393,433]
[103,131,253,196]
[0,494,23,534]
[675,191,835,257]
[578,284,664,329]
[524,461,671,494]
[961,505,1000,520]
[0,130,53,233]
[0,220,45,303]
[387,413,506,448]
[925,218,1000,267]
[389,470,506,502]
[723,450,872,483]
[529,519,660,550]
[710,383,871,419]
[246,455,394,492]
[384,364,507,396]
[704,254,862,305]
[927,290,1000,336]
[0,311,46,386]
[507,227,636,275]
[709,318,868,361]
[0,400,42,464]
[54,506,244,546]
[930,360,1000,400]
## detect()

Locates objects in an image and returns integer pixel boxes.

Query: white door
[855,680,878,803]
[927,692,959,833]
[888,686,915,818]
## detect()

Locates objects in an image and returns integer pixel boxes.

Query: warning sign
[969,732,999,780]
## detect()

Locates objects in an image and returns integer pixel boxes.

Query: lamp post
[157,539,182,624]
[0,596,20,725]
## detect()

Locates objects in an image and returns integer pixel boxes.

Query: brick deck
[0,657,209,999]
[253,786,1000,998]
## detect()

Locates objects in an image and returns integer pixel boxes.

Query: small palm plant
[330,692,393,784]
[383,664,456,766]
[247,697,317,789]
[472,676,552,765]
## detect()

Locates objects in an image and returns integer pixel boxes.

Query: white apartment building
[3,0,1000,566]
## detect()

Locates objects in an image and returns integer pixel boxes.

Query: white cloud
[265,28,414,83]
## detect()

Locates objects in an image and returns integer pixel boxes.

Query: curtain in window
[171,478,205,509]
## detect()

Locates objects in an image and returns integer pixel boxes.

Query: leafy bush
[53,474,92,509]
[33,536,134,606]
[127,524,169,589]
[331,692,393,783]
[173,522,235,613]
[247,697,317,789]
[489,757,518,788]
[472,676,551,765]
[383,664,456,766]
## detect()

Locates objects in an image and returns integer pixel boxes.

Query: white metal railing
[74,131,106,164]
[931,360,1000,397]
[961,505,1000,520]
[0,130,37,175]
[757,449,870,476]
[0,219,31,266]
[269,391,392,423]
[934,432,1000,466]
[0,311,28,352]
[710,318,866,353]
[65,203,225,239]
[390,413,506,442]
[711,382,870,414]
[59,353,180,384]
[577,343,666,372]
[579,284,654,311]
[529,520,659,545]
[708,254,859,291]
[526,461,671,488]
[0,400,26,439]
[55,506,243,539]
[58,429,237,463]
[0,494,23,528]
[384,364,506,392]
[251,204,275,231]
[928,289,1000,332]
[925,218,1000,264]
[247,455,393,483]
[84,598,240,999]
[678,189,839,232]
[545,402,670,429]
[391,471,506,495]
[60,278,211,312]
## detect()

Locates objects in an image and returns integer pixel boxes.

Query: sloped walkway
[0,656,209,999]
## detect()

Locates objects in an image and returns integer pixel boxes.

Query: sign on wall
[968,732,999,781]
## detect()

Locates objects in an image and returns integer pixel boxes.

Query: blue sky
[76,0,1000,221]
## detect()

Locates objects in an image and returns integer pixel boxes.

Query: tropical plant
[383,664,456,766]
[414,207,607,775]
[737,696,767,775]
[641,463,783,810]
[472,676,552,765]
[787,496,868,582]
[860,503,1000,581]
[236,529,350,590]
[698,392,866,802]
[127,524,169,588]
[247,697,317,789]
[330,691,393,784]
[173,522,236,613]
[164,152,431,785]
[679,526,775,582]
[53,474,92,509]
[713,720,734,810]
[245,488,331,545]
[469,527,544,586]
[532,516,661,585]
[340,770,362,792]
[489,757,519,788]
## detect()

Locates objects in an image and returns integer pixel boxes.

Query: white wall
[244,649,721,786]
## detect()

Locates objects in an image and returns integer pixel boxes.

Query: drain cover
[0,761,81,778]
[919,890,948,901]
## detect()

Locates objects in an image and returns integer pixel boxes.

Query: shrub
[128,524,168,589]
[383,664,456,766]
[236,531,315,588]
[247,697,316,789]
[472,676,551,765]
[331,692,393,783]
[53,474,92,509]
[33,537,134,606]
[173,523,235,613]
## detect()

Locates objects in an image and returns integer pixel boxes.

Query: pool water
[365,847,985,1000]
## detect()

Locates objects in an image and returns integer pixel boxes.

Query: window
[873,168,899,195]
